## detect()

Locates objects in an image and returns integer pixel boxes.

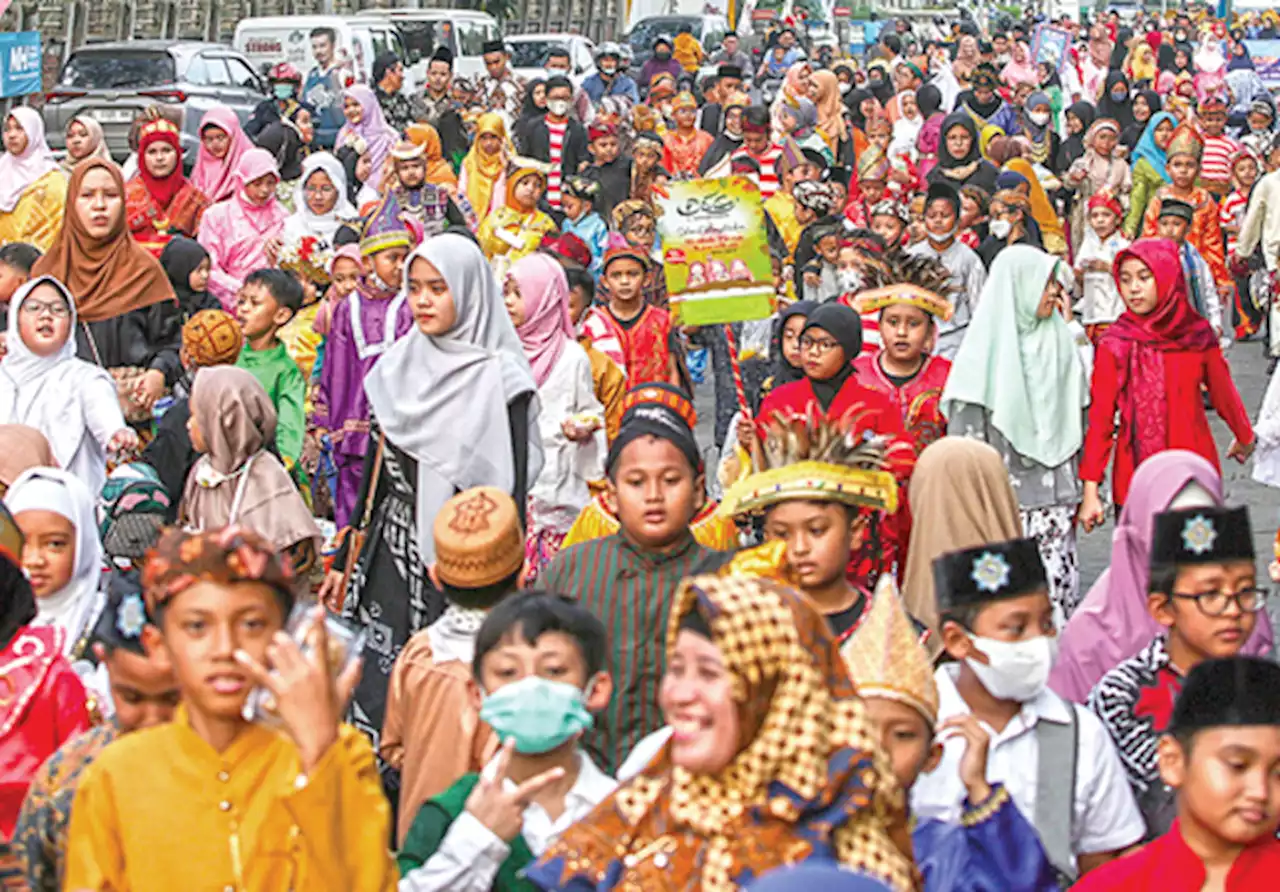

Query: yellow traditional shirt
[64,706,397,892]
[764,191,802,259]
[476,207,556,264]
[0,170,68,253]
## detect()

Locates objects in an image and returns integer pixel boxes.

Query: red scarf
[138,124,186,211]
[1103,238,1218,463]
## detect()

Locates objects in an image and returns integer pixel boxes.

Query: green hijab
[940,244,1088,469]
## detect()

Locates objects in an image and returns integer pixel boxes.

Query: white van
[372,9,502,84]
[232,15,417,91]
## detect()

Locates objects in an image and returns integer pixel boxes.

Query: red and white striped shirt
[546,120,567,209]
[730,145,783,201]
[1200,134,1239,189]
[1219,188,1250,255]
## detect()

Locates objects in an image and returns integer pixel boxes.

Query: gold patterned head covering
[432,486,524,588]
[1166,123,1204,162]
[841,574,939,728]
[673,90,698,112]
[182,309,244,368]
[856,145,891,183]
[529,574,917,891]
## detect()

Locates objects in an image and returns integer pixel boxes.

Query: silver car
[43,41,268,167]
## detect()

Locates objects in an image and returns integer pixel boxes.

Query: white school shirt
[529,342,605,531]
[910,665,1145,870]
[907,239,986,360]
[398,750,616,892]
[1253,359,1280,488]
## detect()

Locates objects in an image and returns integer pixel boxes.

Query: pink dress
[197,149,288,310]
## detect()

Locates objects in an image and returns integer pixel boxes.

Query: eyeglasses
[1170,587,1268,617]
[304,185,337,196]
[799,335,841,354]
[20,299,70,319]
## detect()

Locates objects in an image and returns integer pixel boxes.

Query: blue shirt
[582,72,639,104]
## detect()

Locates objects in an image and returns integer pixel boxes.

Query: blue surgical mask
[480,676,594,754]
[273,83,295,101]
[1110,89,1127,102]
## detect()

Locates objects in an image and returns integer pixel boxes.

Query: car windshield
[457,19,499,56]
[397,20,453,64]
[509,40,568,68]
[61,51,176,89]
[628,18,696,51]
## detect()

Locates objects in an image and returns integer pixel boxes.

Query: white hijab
[7,467,104,656]
[0,277,116,471]
[282,151,357,246]
[0,107,60,214]
[364,233,542,561]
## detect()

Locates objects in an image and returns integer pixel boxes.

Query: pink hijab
[230,149,288,236]
[336,85,398,191]
[508,253,574,388]
[190,106,254,203]
[1001,42,1039,87]
[0,107,60,213]
[1050,450,1274,702]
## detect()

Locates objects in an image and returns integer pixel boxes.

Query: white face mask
[839,81,852,94]
[989,218,1012,238]
[838,269,862,292]
[926,225,957,244]
[547,98,571,117]
[1029,110,1051,126]
[966,634,1058,702]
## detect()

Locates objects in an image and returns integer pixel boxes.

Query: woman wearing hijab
[280,152,357,252]
[865,60,895,106]
[329,232,541,753]
[0,277,132,497]
[0,108,67,252]
[926,112,999,193]
[124,116,210,257]
[0,426,54,499]
[505,253,604,580]
[32,158,182,425]
[60,115,111,176]
[181,365,320,575]
[776,98,829,163]
[189,106,254,205]
[527,575,917,892]
[459,112,509,227]
[901,437,1023,654]
[1097,72,1136,132]
[1119,89,1160,151]
[336,85,398,192]
[771,61,814,141]
[197,149,290,310]
[1057,100,1096,172]
[1079,238,1254,526]
[1001,41,1038,87]
[1003,157,1067,255]
[1052,450,1273,703]
[698,92,748,177]
[759,300,815,405]
[915,84,945,178]
[889,90,923,161]
[941,246,1090,619]
[159,237,218,322]
[811,69,847,158]
[1123,110,1177,236]
[254,114,308,186]
[8,468,105,662]
[514,77,547,151]
[1018,91,1061,172]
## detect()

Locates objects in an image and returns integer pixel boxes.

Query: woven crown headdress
[852,250,958,320]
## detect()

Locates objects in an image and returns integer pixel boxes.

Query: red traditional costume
[1081,238,1254,506]
[579,304,675,388]
[125,118,210,258]
[1074,819,1280,891]
[1139,126,1229,287]
[0,625,90,838]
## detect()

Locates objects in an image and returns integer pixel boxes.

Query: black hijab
[520,78,547,121]
[958,85,1003,121]
[917,84,943,119]
[1096,72,1135,131]
[0,504,35,653]
[770,300,817,390]
[159,236,218,320]
[801,304,861,411]
[335,145,364,206]
[254,120,305,182]
[1109,28,1133,70]
[1157,43,1176,73]
[1121,89,1161,150]
[846,88,874,132]
[867,70,894,106]
[928,112,998,192]
[1057,100,1096,170]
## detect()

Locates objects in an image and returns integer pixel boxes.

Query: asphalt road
[692,335,1280,627]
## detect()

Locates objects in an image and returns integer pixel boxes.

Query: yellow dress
[0,170,67,252]
[65,706,397,892]
[561,495,739,551]
[476,206,556,264]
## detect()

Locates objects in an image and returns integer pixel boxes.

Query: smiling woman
[0,108,68,252]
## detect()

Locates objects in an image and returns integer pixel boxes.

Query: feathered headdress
[850,250,958,320]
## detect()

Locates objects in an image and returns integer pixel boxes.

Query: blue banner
[1245,39,1280,88]
[0,32,41,98]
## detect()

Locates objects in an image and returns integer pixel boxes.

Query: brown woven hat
[433,486,524,588]
[183,309,244,368]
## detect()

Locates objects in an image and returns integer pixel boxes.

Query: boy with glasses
[1089,505,1264,840]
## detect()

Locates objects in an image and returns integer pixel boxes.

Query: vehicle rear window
[510,41,566,68]
[627,18,694,51]
[60,51,176,89]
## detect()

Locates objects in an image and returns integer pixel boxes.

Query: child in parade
[843,577,1060,891]
[1075,656,1280,890]
[233,268,307,470]
[1221,150,1264,338]
[0,243,39,310]
[1079,239,1254,528]
[583,121,630,220]
[561,259,625,442]
[1156,198,1227,344]
[63,526,397,891]
[477,160,556,268]
[559,177,608,278]
[505,253,606,579]
[397,592,616,889]
[867,199,910,250]
[540,384,730,774]
[198,149,289,311]
[578,243,681,389]
[1089,505,1263,839]
[1073,190,1130,344]
[381,487,523,845]
[907,182,987,360]
[912,538,1146,883]
[313,200,413,529]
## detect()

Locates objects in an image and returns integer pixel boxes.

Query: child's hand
[464,739,565,842]
[736,411,757,451]
[264,238,283,267]
[107,428,139,455]
[937,715,992,804]
[133,370,166,411]
[1227,436,1255,463]
[1078,484,1106,533]
[234,607,362,773]
[318,570,346,614]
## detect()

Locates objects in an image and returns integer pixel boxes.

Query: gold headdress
[840,573,939,727]
[852,250,957,320]
[720,411,902,518]
[1166,123,1204,162]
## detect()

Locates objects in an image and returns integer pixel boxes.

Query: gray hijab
[363,233,542,560]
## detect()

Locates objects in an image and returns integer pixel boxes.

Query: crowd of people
[0,6,1277,890]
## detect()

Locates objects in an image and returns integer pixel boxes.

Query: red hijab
[1105,238,1218,462]
[137,118,187,210]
